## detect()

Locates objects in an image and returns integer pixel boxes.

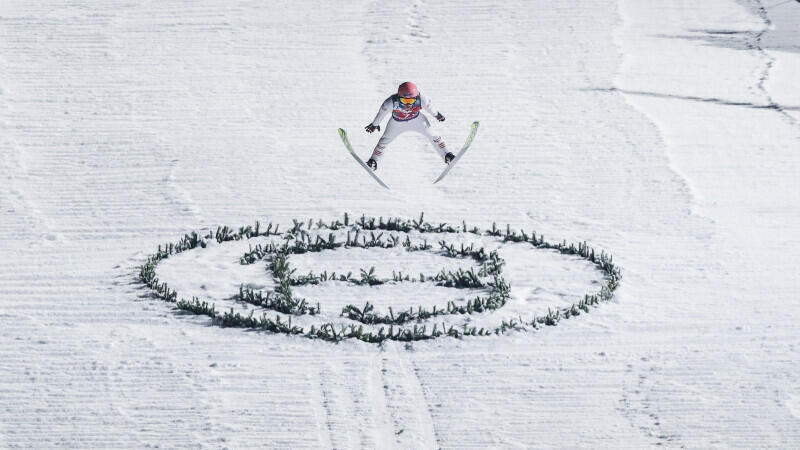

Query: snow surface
[1,0,799,448]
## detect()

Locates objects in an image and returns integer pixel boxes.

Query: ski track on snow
[751,0,800,128]
[613,0,800,446]
[1,0,799,448]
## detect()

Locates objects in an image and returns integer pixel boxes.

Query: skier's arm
[366,97,392,133]
[421,95,445,122]
[371,97,393,126]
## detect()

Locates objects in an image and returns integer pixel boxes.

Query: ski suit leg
[414,115,449,160]
[370,115,447,162]
[370,119,406,162]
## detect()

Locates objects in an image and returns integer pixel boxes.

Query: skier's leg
[370,120,402,162]
[415,115,449,160]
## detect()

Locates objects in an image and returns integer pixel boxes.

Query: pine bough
[138,213,621,344]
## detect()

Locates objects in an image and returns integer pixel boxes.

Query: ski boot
[444,152,455,165]
[366,158,378,171]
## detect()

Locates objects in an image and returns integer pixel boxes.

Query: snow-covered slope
[1,0,798,447]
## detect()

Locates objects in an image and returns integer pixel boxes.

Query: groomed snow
[1,0,798,448]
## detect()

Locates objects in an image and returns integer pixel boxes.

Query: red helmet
[397,81,419,98]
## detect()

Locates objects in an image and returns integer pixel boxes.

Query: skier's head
[397,82,419,104]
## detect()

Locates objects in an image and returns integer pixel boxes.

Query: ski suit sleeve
[420,94,440,116]
[371,97,393,126]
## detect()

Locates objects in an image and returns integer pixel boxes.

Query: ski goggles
[399,96,417,105]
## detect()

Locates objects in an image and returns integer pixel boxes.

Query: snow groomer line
[139,214,621,344]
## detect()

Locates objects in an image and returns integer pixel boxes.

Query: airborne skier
[364,82,454,171]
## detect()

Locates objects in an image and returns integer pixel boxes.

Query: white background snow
[1,0,799,448]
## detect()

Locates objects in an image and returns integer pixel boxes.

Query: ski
[433,121,480,184]
[338,128,390,190]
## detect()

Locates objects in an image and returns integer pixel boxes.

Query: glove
[365,124,380,133]
[435,113,446,122]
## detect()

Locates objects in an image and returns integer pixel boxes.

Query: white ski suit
[368,94,449,162]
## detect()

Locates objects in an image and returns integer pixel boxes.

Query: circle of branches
[139,214,621,344]
[237,224,509,325]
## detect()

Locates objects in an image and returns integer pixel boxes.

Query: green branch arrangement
[235,226,509,326]
[138,213,622,344]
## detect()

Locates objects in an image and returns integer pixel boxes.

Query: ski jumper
[368,94,448,162]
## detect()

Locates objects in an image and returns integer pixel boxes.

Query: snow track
[1,0,798,447]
